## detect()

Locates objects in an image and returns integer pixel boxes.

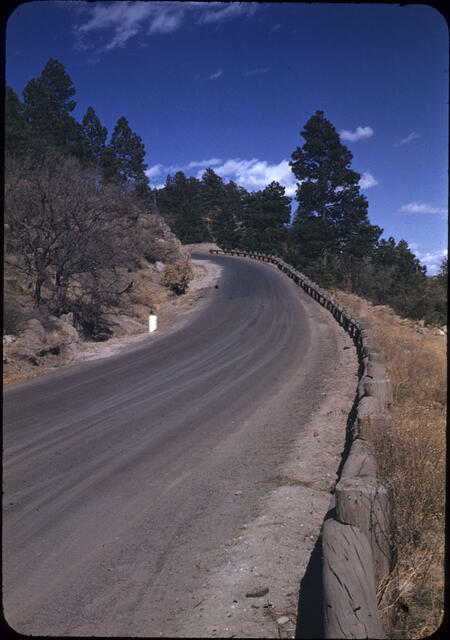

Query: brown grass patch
[337,292,446,638]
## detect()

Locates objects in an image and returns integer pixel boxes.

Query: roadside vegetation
[6,61,446,335]
[4,58,195,380]
[338,291,446,638]
[155,110,447,328]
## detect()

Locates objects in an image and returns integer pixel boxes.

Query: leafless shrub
[5,151,145,333]
[160,260,192,295]
[4,149,193,341]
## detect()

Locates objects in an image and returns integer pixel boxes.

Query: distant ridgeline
[5,60,447,326]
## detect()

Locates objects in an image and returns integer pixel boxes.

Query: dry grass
[337,292,446,638]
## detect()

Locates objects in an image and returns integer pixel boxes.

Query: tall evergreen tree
[21,58,82,155]
[224,180,247,247]
[200,168,227,210]
[257,181,291,253]
[200,168,226,235]
[201,169,240,247]
[109,116,150,198]
[5,85,28,156]
[81,106,108,167]
[428,255,448,325]
[157,172,210,243]
[437,255,448,290]
[211,202,241,249]
[238,182,290,253]
[289,110,379,282]
[369,237,427,318]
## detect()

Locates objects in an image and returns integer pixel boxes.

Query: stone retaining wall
[210,249,393,639]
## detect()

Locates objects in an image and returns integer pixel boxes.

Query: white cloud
[146,163,165,179]
[400,243,447,275]
[195,69,225,83]
[147,157,297,196]
[146,162,185,182]
[416,249,448,275]
[358,171,378,189]
[197,2,258,24]
[399,202,448,215]
[243,67,270,77]
[340,126,374,142]
[75,2,155,51]
[210,158,297,196]
[74,1,258,52]
[394,132,420,147]
[187,158,222,169]
[209,69,223,81]
[147,8,185,35]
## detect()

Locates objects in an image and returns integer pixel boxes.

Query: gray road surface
[3,254,341,636]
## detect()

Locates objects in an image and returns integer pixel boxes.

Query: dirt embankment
[3,246,221,386]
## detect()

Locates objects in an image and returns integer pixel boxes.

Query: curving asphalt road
[3,253,342,636]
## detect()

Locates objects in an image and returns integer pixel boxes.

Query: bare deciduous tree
[5,152,135,328]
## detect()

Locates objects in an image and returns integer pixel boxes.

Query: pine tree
[211,203,241,249]
[81,106,108,167]
[109,116,150,198]
[239,191,261,251]
[100,145,120,184]
[201,168,226,236]
[427,255,448,326]
[201,169,240,248]
[5,85,28,156]
[438,255,448,289]
[224,180,247,247]
[157,172,210,243]
[238,182,290,253]
[21,58,82,155]
[257,181,291,253]
[289,110,379,282]
[355,236,427,318]
[200,168,227,209]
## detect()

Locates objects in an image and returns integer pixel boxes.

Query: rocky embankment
[3,245,221,386]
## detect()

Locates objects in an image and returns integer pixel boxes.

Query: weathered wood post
[322,516,385,639]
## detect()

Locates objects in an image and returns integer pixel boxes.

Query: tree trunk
[33,273,45,308]
[54,272,68,314]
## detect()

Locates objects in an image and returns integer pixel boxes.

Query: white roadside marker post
[149,315,157,333]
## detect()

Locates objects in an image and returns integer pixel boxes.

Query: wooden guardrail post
[322,517,385,639]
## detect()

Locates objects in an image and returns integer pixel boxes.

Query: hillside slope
[3,235,218,386]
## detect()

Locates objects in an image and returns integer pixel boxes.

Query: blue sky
[5,1,448,274]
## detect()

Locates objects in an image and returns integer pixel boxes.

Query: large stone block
[335,475,392,585]
[322,519,385,639]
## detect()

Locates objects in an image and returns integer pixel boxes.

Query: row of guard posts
[210,248,394,639]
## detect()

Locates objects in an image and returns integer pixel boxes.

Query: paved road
[3,254,340,636]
